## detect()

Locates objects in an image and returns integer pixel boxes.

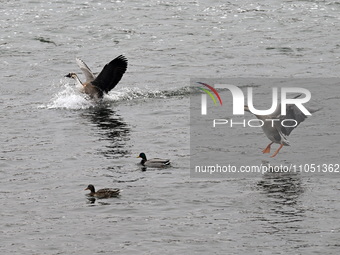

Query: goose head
[65,72,77,79]
[65,72,83,87]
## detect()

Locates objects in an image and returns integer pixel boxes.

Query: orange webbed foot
[270,144,284,158]
[262,142,273,154]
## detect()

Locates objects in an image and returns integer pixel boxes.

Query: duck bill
[84,188,89,191]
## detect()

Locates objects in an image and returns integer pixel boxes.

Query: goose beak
[65,73,72,78]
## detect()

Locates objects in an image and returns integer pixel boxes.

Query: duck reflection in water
[86,197,114,206]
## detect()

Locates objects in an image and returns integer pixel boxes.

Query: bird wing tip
[116,55,128,63]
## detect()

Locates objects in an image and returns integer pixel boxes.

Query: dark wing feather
[279,104,307,136]
[91,55,128,93]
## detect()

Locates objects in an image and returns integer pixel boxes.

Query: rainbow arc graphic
[197,82,223,115]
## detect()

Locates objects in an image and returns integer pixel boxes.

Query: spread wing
[76,58,96,82]
[91,55,128,93]
[279,104,307,136]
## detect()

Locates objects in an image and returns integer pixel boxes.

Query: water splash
[44,83,95,110]
[105,86,191,101]
[43,83,191,110]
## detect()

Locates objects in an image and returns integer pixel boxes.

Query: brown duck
[65,55,128,99]
[84,184,120,198]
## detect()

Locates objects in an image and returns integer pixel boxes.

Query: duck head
[85,184,95,193]
[137,153,147,160]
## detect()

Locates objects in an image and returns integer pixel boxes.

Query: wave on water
[43,83,191,110]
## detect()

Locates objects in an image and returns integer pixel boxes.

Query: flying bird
[65,55,127,99]
[245,95,316,157]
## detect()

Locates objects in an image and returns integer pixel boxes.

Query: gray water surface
[1,1,340,254]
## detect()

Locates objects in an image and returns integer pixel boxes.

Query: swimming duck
[65,55,128,99]
[137,152,171,167]
[244,94,317,157]
[84,184,120,198]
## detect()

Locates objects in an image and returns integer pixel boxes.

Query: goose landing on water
[245,95,320,158]
[65,55,128,99]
